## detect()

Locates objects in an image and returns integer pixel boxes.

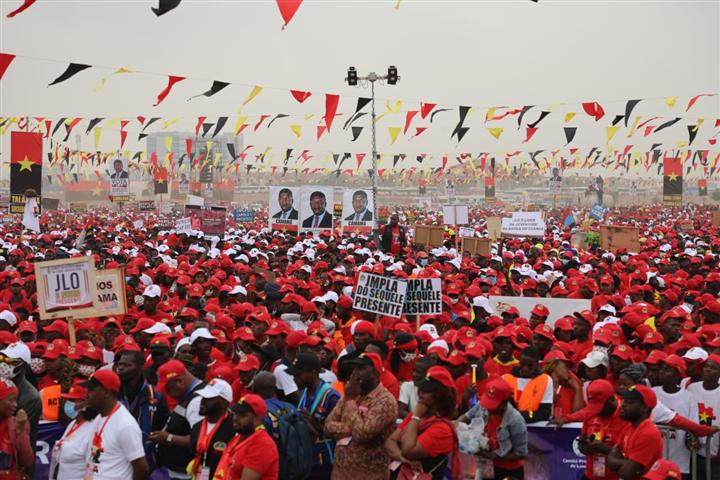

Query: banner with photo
[299,186,334,234]
[178,173,190,195]
[268,186,300,233]
[184,205,227,235]
[341,188,373,234]
[549,167,563,193]
[109,156,130,201]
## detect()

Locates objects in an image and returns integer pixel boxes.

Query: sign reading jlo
[35,257,97,320]
[353,272,407,318]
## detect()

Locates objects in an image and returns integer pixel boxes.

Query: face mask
[30,358,46,375]
[77,364,96,378]
[399,352,417,363]
[63,401,78,420]
[281,313,301,323]
[450,297,459,305]
[419,259,428,267]
[0,362,17,380]
[592,345,609,355]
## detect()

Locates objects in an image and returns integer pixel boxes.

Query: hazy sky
[1,0,718,175]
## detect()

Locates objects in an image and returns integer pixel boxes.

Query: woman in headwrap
[0,377,33,479]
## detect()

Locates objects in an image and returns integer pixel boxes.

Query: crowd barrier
[34,421,717,480]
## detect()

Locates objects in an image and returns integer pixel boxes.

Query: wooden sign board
[600,225,640,252]
[414,224,445,247]
[461,237,492,256]
[712,211,720,227]
[93,268,128,318]
[486,217,502,240]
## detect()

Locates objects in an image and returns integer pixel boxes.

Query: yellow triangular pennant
[165,136,173,152]
[233,116,247,136]
[606,126,620,144]
[487,127,503,140]
[388,127,401,144]
[665,96,677,108]
[93,127,102,149]
[290,125,302,138]
[564,112,576,123]
[239,85,263,111]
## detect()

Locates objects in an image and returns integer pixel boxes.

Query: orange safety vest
[501,373,550,415]
[40,384,62,421]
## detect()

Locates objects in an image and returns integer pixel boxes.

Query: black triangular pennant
[351,126,364,141]
[211,117,228,138]
[564,127,577,145]
[85,118,104,134]
[624,99,642,127]
[527,111,550,129]
[152,0,182,16]
[188,80,230,100]
[201,123,214,137]
[48,63,92,86]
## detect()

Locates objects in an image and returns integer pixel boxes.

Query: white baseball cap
[143,285,162,298]
[0,310,17,327]
[1,342,31,365]
[472,296,494,314]
[195,379,233,403]
[581,351,609,369]
[190,328,216,344]
[418,323,439,340]
[143,322,172,335]
[230,285,247,296]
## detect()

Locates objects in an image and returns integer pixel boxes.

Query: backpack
[267,404,314,480]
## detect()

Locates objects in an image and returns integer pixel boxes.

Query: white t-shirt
[320,369,338,385]
[55,419,95,480]
[274,363,299,396]
[87,403,146,480]
[653,386,698,474]
[398,381,419,413]
[686,381,720,457]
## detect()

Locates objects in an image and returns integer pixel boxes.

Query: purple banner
[526,424,586,480]
[35,421,65,480]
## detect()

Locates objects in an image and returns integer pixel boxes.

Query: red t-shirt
[618,418,663,472]
[569,338,593,365]
[381,369,400,399]
[388,226,402,255]
[553,373,584,419]
[228,429,279,480]
[398,415,454,458]
[581,407,627,480]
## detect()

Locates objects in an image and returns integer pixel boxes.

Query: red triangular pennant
[290,90,312,103]
[420,103,436,119]
[324,94,339,131]
[154,75,185,106]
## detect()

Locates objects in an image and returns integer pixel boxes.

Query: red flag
[523,127,538,143]
[254,115,270,131]
[403,110,419,135]
[276,0,303,28]
[582,102,605,121]
[420,103,436,119]
[0,53,15,80]
[10,131,42,166]
[194,116,206,137]
[120,120,129,148]
[6,0,37,18]
[324,94,339,131]
[316,125,326,140]
[154,75,185,106]
[414,127,427,137]
[137,116,146,125]
[356,153,366,169]
[290,90,312,103]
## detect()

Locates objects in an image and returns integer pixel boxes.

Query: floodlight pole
[349,70,396,244]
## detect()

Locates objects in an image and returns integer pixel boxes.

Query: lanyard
[196,413,228,459]
[56,419,85,450]
[92,403,120,451]
[214,427,265,480]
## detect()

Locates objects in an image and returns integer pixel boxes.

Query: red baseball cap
[659,354,687,377]
[621,384,657,409]
[574,310,596,327]
[234,354,261,372]
[129,317,156,334]
[416,365,456,391]
[643,459,681,480]
[60,380,88,400]
[574,379,616,419]
[479,377,514,410]
[231,393,268,418]
[531,304,549,318]
[81,370,121,393]
[610,344,633,361]
[346,352,383,373]
[644,350,668,365]
[534,324,555,341]
[157,359,188,391]
[42,339,69,360]
[554,317,574,332]
[351,320,375,336]
[188,283,204,298]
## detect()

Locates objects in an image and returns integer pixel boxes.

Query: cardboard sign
[458,226,475,238]
[600,225,640,252]
[712,211,720,227]
[352,272,407,318]
[489,296,591,328]
[677,220,694,232]
[132,219,144,229]
[35,257,98,320]
[442,205,469,225]
[501,211,546,237]
[175,217,192,233]
[486,217,502,240]
[403,278,442,315]
[461,237,492,256]
[414,224,445,247]
[94,269,127,317]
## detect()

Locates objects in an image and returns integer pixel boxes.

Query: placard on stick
[414,224,445,247]
[600,225,640,252]
[35,257,98,320]
[461,237,492,256]
[352,272,407,318]
[486,217,502,240]
[93,268,128,317]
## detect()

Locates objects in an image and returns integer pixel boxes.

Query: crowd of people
[0,203,718,480]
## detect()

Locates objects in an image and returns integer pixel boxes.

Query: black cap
[285,352,321,376]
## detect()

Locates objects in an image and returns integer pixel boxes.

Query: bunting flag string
[48,63,92,86]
